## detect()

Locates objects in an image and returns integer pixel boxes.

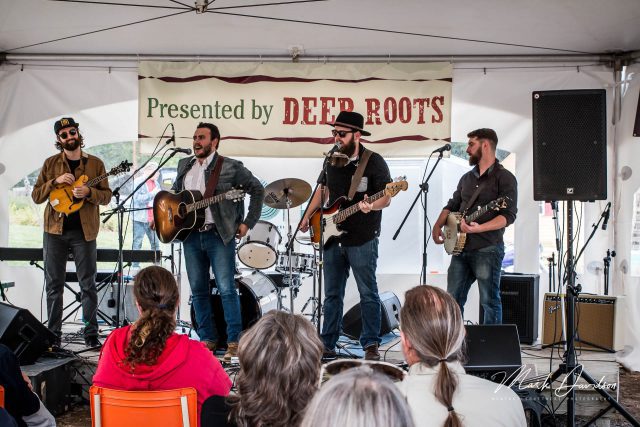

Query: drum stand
[282,190,297,313]
[300,247,321,326]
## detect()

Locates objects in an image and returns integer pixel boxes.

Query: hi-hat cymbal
[264,178,312,209]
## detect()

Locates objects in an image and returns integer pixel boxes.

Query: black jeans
[43,229,98,339]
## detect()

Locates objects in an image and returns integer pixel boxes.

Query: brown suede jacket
[31,151,113,241]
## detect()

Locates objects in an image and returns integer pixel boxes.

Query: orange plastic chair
[0,385,4,407]
[89,386,197,427]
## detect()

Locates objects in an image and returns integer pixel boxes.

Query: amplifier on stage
[542,293,625,352]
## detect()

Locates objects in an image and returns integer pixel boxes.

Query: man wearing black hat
[300,111,392,361]
[31,117,112,348]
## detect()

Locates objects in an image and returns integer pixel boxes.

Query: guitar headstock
[110,160,133,176]
[384,176,408,197]
[226,188,246,202]
[490,196,509,210]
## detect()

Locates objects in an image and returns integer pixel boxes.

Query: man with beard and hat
[31,117,112,348]
[431,128,518,324]
[171,122,264,362]
[300,111,392,361]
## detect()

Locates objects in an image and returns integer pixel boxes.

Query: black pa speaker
[0,302,57,365]
[464,324,522,383]
[479,273,539,344]
[532,89,607,201]
[342,291,401,340]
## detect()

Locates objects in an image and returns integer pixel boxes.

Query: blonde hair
[400,286,466,427]
[301,367,415,427]
[229,311,323,427]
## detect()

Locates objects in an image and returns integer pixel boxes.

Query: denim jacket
[172,153,264,244]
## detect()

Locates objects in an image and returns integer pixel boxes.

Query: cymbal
[264,178,312,209]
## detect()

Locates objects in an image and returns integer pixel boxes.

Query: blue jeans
[132,221,160,253]
[447,244,505,324]
[322,238,381,350]
[183,228,242,343]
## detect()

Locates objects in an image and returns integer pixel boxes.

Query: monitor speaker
[464,324,522,384]
[542,293,624,352]
[0,302,57,365]
[342,291,401,340]
[532,89,607,201]
[479,273,539,344]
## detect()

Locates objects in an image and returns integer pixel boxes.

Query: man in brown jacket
[31,117,112,348]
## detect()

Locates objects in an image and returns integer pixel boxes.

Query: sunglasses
[320,359,406,386]
[332,129,355,138]
[58,128,77,139]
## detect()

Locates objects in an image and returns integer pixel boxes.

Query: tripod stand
[544,202,639,426]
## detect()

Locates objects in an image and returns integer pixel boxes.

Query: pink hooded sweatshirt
[93,326,231,426]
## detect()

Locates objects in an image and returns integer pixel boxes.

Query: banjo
[443,197,509,255]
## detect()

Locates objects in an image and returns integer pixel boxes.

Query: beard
[468,148,482,166]
[195,143,213,158]
[338,138,357,158]
[62,138,81,151]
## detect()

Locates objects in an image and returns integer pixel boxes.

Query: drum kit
[191,177,319,337]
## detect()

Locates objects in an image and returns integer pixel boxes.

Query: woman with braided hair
[397,285,526,427]
[93,266,231,426]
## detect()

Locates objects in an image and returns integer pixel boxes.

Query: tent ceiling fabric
[1,0,639,57]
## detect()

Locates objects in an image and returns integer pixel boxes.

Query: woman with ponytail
[93,266,231,426]
[398,286,525,427]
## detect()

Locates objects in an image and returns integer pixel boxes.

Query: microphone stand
[393,150,446,285]
[102,149,181,327]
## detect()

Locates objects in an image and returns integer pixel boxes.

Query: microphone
[326,141,341,155]
[165,123,175,145]
[601,202,611,230]
[169,147,192,155]
[432,143,452,153]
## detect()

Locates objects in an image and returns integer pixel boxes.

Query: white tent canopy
[1,0,640,371]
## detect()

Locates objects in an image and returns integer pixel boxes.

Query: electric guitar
[153,188,245,243]
[443,196,509,255]
[308,177,408,247]
[49,160,131,216]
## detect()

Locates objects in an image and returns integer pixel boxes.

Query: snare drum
[190,270,279,342]
[275,251,317,275]
[237,220,281,269]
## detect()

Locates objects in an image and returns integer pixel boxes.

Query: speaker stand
[542,202,639,427]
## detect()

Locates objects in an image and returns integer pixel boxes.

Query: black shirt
[325,144,392,247]
[444,160,518,251]
[63,158,82,231]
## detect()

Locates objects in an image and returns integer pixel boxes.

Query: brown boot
[364,343,380,361]
[224,342,239,362]
[203,340,217,353]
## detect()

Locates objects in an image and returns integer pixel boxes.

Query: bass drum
[190,270,279,345]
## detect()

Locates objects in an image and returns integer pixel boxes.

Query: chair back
[90,386,197,427]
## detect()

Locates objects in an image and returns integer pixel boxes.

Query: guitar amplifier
[542,293,624,352]
[479,273,539,344]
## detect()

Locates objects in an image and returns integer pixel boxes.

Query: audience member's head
[301,367,415,427]
[124,266,179,369]
[400,285,466,427]
[229,311,323,427]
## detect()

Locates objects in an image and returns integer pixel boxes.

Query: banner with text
[139,61,452,157]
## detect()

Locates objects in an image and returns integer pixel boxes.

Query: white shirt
[184,150,216,225]
[397,362,527,427]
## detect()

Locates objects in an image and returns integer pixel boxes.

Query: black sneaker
[85,336,102,348]
[322,348,338,361]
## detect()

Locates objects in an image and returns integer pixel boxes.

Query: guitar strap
[203,155,225,199]
[347,148,372,201]
[460,181,486,215]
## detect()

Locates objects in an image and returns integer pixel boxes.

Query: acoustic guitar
[49,160,131,216]
[308,177,408,247]
[153,188,245,243]
[443,196,509,255]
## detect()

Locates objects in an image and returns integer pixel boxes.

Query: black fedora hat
[329,111,371,136]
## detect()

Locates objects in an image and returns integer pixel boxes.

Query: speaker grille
[533,89,607,201]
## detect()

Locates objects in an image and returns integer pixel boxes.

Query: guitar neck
[333,189,386,224]
[85,172,111,188]
[186,192,226,213]
[465,203,493,223]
